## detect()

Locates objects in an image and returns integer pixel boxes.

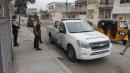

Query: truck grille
[91,50,109,55]
[89,41,110,51]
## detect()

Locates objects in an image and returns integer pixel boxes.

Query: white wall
[27,8,37,15]
[51,11,63,21]
[113,0,130,14]
[112,0,130,27]
[78,15,86,20]
[87,4,99,26]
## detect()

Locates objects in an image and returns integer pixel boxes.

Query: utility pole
[66,0,68,18]
[18,0,24,26]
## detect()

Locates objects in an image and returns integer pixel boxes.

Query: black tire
[122,40,127,46]
[67,45,77,62]
[49,33,53,43]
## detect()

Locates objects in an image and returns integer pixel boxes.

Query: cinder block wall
[0,20,12,73]
[0,0,12,73]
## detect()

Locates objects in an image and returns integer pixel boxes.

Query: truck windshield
[66,22,94,33]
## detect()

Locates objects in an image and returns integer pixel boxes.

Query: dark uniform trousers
[12,19,19,46]
[13,29,18,45]
[34,34,40,49]
[33,21,41,49]
[39,32,42,42]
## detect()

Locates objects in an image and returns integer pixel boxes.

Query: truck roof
[61,19,85,23]
[61,18,80,21]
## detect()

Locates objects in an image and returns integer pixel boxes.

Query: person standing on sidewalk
[37,17,43,43]
[12,15,20,47]
[120,29,130,55]
[33,18,42,51]
[34,14,43,43]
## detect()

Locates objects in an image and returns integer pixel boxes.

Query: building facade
[75,0,87,20]
[47,2,79,21]
[48,2,65,21]
[0,0,12,73]
[87,0,114,26]
[26,8,37,15]
[10,0,16,15]
[112,0,130,27]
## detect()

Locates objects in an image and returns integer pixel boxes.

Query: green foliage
[14,0,35,14]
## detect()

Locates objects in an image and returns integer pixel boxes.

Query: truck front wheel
[67,45,77,62]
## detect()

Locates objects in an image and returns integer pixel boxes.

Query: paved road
[40,21,130,73]
[14,20,73,73]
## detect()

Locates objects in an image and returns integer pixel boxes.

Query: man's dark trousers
[34,34,40,49]
[13,30,18,45]
[39,32,43,43]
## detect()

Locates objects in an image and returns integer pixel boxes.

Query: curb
[55,59,73,73]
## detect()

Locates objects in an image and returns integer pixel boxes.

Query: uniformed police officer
[37,19,43,43]
[120,29,130,55]
[12,15,20,47]
[34,14,43,43]
[33,18,42,51]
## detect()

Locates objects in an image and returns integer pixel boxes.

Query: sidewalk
[13,26,73,73]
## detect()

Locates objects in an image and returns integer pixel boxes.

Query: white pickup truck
[48,19,112,62]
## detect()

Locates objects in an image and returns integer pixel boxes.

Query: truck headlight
[77,40,90,49]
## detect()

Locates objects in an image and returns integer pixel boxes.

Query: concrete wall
[27,8,37,15]
[51,11,63,21]
[86,0,113,26]
[0,45,3,73]
[87,4,99,26]
[0,19,12,73]
[79,15,86,20]
[113,0,130,14]
[0,0,12,73]
[112,0,130,27]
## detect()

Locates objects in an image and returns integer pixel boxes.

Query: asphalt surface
[40,21,130,73]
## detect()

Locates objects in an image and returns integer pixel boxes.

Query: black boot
[40,41,43,44]
[36,48,42,51]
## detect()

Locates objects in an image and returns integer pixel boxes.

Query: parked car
[48,19,112,62]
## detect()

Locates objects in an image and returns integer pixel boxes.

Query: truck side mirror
[59,29,66,33]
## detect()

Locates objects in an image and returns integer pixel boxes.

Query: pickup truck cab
[48,19,112,62]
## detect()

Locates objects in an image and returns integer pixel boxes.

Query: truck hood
[69,31,109,43]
